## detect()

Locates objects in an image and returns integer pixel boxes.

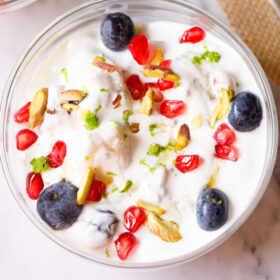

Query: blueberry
[72,206,119,248]
[196,188,228,231]
[37,181,83,230]
[101,12,135,51]
[228,91,262,132]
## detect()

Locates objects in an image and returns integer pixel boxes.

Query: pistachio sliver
[147,213,182,243]
[137,199,166,215]
[175,124,190,152]
[206,166,220,188]
[61,103,80,113]
[149,48,164,65]
[59,90,84,102]
[92,56,123,72]
[29,88,48,128]
[216,88,230,120]
[209,97,222,129]
[137,88,154,115]
[77,167,95,205]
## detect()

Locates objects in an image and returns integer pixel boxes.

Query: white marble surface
[0,1,279,279]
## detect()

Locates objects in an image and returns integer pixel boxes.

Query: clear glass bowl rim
[0,0,278,270]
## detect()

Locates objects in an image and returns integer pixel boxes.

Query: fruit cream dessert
[13,12,265,262]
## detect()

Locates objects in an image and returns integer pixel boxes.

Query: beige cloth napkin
[217,0,280,86]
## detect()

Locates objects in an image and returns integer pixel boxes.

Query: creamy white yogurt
[12,21,267,263]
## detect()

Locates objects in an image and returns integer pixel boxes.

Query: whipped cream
[11,21,267,263]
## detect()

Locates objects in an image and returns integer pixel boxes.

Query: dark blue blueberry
[196,188,228,231]
[37,181,83,230]
[228,91,262,132]
[101,12,135,51]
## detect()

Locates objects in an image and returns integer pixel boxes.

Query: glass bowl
[0,0,278,269]
[0,0,35,13]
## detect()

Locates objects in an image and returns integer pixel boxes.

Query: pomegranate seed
[179,26,205,44]
[160,59,171,68]
[26,172,44,200]
[213,123,236,145]
[87,179,106,202]
[14,102,31,123]
[157,79,174,91]
[124,206,146,233]
[144,83,163,102]
[128,34,150,65]
[175,155,200,173]
[47,141,67,168]
[114,232,138,260]
[160,100,186,118]
[125,74,146,100]
[16,129,38,151]
[214,144,239,161]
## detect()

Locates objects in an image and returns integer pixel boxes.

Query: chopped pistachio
[174,81,181,88]
[30,156,51,173]
[147,213,182,242]
[175,124,190,152]
[77,167,95,205]
[149,48,164,65]
[137,88,154,115]
[122,110,133,124]
[137,199,166,215]
[207,167,220,188]
[105,248,110,258]
[84,105,102,130]
[149,124,158,136]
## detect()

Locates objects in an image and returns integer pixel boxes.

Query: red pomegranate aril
[14,102,31,123]
[160,59,171,69]
[179,26,205,44]
[47,140,67,168]
[125,74,146,100]
[144,83,163,102]
[114,232,138,260]
[128,34,150,65]
[87,179,106,202]
[26,172,44,200]
[160,100,186,118]
[214,144,239,161]
[213,123,236,145]
[16,129,38,151]
[157,79,174,91]
[124,206,146,233]
[175,155,200,173]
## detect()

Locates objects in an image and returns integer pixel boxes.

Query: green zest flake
[172,160,177,165]
[206,194,222,205]
[30,156,51,173]
[81,86,88,97]
[107,171,117,176]
[192,46,221,65]
[139,159,156,173]
[174,81,181,88]
[84,105,102,130]
[105,248,110,258]
[157,163,166,168]
[103,187,118,198]
[228,86,235,100]
[147,143,162,157]
[122,110,133,125]
[61,68,69,83]
[100,88,109,93]
[149,124,158,136]
[111,120,119,130]
[120,180,133,193]
[85,155,90,161]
